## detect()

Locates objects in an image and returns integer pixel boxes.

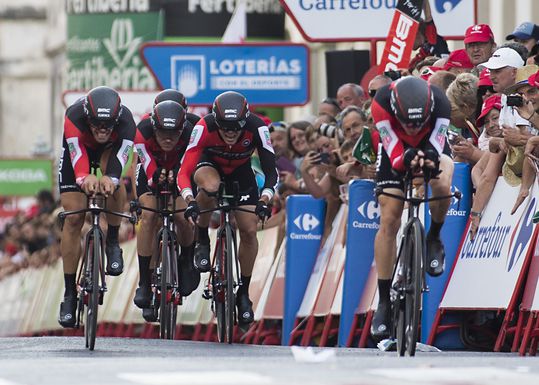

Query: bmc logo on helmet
[224,108,238,119]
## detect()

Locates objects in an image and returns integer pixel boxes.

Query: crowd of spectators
[2,18,539,282]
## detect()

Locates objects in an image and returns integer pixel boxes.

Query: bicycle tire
[215,229,227,343]
[159,230,170,339]
[396,218,424,357]
[86,227,101,351]
[165,235,179,340]
[224,223,236,344]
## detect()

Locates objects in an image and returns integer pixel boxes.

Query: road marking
[368,367,538,383]
[118,371,273,385]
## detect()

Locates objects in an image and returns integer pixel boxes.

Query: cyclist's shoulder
[371,85,393,121]
[135,117,153,142]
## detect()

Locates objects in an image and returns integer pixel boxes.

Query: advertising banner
[338,180,379,346]
[280,0,475,41]
[422,162,470,346]
[0,159,53,196]
[441,178,538,309]
[66,11,162,91]
[283,195,325,345]
[141,43,310,106]
[163,0,285,39]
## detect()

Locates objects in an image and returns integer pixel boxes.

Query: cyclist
[133,100,199,319]
[177,91,276,327]
[152,88,200,126]
[370,76,454,339]
[58,86,136,327]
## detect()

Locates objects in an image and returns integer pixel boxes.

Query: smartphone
[319,152,331,164]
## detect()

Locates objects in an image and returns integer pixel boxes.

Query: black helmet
[151,101,186,132]
[84,86,122,128]
[153,89,187,109]
[390,77,434,129]
[212,91,250,132]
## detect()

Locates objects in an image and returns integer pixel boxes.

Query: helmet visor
[216,119,246,132]
[88,117,116,130]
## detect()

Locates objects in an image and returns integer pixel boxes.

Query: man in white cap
[481,46,528,129]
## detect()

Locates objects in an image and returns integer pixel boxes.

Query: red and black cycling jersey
[63,97,136,185]
[134,117,193,187]
[177,113,277,201]
[371,83,451,173]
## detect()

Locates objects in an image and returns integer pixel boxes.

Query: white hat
[480,47,525,70]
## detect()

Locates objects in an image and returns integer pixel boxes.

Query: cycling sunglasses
[216,119,246,132]
[88,117,116,130]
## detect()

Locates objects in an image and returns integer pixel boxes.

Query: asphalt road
[1,337,539,385]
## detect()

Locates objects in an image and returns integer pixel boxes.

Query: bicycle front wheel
[224,223,236,344]
[159,230,171,339]
[86,227,101,351]
[214,229,227,343]
[165,235,179,339]
[396,218,424,357]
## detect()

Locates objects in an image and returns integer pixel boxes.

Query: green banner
[0,159,53,196]
[66,12,162,91]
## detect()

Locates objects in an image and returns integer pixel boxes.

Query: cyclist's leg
[372,147,404,338]
[192,164,221,272]
[426,154,454,276]
[100,148,127,275]
[58,139,87,327]
[134,191,157,308]
[174,195,199,296]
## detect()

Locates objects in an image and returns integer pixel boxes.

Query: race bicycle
[58,193,136,350]
[376,168,460,356]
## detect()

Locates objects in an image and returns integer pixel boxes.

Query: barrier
[283,195,325,345]
[422,162,471,347]
[339,180,379,347]
[429,177,539,351]
[517,236,539,355]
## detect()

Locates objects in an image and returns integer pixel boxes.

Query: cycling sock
[197,226,209,244]
[377,279,391,306]
[427,220,444,240]
[106,225,120,245]
[138,255,151,285]
[238,275,251,297]
[64,273,77,298]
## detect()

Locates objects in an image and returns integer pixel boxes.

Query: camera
[506,94,524,107]
[447,130,461,145]
[319,152,330,165]
[319,123,344,143]
[384,69,402,81]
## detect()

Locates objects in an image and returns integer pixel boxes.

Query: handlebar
[129,200,186,216]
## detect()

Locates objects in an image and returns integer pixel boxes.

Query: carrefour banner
[338,180,379,347]
[441,177,538,309]
[66,11,161,91]
[283,195,325,345]
[0,159,53,196]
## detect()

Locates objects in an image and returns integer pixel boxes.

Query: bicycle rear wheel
[86,227,101,351]
[396,218,424,357]
[214,230,227,343]
[224,223,236,344]
[165,236,179,339]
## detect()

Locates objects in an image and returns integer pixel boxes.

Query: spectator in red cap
[464,24,496,69]
[444,49,474,75]
[475,68,496,118]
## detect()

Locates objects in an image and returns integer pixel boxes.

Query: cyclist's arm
[103,112,136,186]
[256,124,277,203]
[178,123,206,202]
[134,127,158,187]
[64,115,91,186]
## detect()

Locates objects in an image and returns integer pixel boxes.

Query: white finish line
[118,371,273,385]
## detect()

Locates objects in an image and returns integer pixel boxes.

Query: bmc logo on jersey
[294,214,320,231]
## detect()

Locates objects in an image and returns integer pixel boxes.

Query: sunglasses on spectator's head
[368,89,377,98]
[269,121,287,133]
[321,98,341,111]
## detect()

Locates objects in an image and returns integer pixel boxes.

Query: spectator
[318,98,341,117]
[367,75,392,100]
[475,69,496,118]
[429,70,456,92]
[414,56,441,76]
[269,121,294,169]
[464,24,496,71]
[336,83,366,110]
[443,49,474,75]
[340,106,368,143]
[506,22,539,57]
[446,73,481,160]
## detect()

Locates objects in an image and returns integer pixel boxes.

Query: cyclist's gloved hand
[184,200,199,222]
[422,149,441,180]
[255,200,270,220]
[151,167,166,186]
[403,148,420,170]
